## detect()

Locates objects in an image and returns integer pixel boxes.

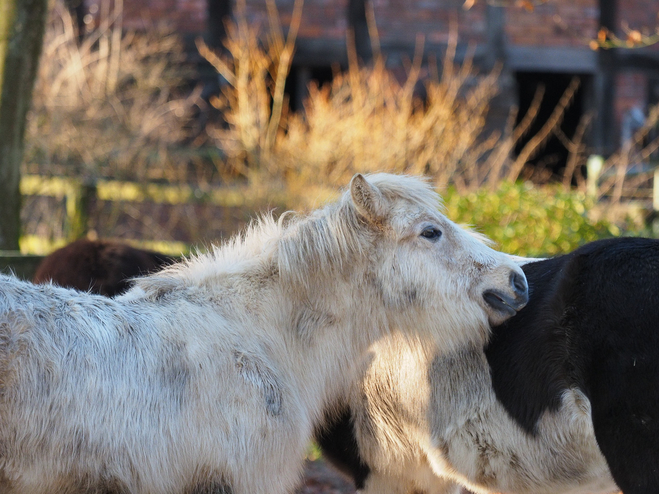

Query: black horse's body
[488,237,659,494]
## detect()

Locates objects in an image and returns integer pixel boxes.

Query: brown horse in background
[33,238,174,296]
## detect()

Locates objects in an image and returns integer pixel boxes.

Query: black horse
[487,236,659,494]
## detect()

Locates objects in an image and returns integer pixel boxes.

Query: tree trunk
[0,0,48,250]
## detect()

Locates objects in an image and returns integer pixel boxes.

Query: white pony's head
[344,173,528,348]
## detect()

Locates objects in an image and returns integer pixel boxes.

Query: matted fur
[0,173,526,494]
[334,335,616,494]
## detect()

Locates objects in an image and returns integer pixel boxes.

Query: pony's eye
[421,227,442,241]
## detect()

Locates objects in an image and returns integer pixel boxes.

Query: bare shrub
[23,0,202,183]
[598,104,659,202]
[280,44,504,193]
[201,0,533,200]
[21,0,657,250]
[199,0,303,183]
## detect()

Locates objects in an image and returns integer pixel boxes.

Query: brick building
[82,0,659,168]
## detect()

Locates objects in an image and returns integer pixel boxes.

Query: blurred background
[2,0,659,263]
[0,0,658,491]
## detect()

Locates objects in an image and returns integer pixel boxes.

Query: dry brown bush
[587,104,659,225]
[23,0,203,183]
[20,0,659,251]
[279,48,501,192]
[203,0,659,226]
[201,0,597,207]
[202,5,500,194]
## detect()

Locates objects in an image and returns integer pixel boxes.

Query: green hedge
[443,182,620,257]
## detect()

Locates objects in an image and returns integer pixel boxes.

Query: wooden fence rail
[19,161,659,257]
[20,175,275,250]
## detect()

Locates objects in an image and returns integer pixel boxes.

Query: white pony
[0,173,527,494]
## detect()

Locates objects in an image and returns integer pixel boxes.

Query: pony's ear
[350,174,386,224]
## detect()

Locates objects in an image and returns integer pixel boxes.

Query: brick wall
[94,0,658,54]
[244,0,348,40]
[611,0,658,138]
[504,0,599,47]
[91,0,659,54]
[370,0,486,46]
[86,0,207,33]
[616,0,659,41]
[615,72,648,139]
[101,0,489,45]
[84,0,654,155]
[238,0,488,46]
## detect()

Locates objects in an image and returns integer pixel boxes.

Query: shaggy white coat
[347,332,619,494]
[0,173,525,494]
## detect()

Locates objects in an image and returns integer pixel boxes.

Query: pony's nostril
[510,271,528,298]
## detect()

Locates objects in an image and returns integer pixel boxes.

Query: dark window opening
[199,0,233,107]
[285,65,336,113]
[514,72,590,181]
[64,0,86,39]
[348,0,372,63]
[208,0,233,49]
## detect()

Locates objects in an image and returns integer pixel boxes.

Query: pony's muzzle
[483,270,529,319]
[510,270,528,302]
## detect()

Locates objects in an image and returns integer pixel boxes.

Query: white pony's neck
[277,272,390,424]
[131,208,388,426]
[270,202,392,418]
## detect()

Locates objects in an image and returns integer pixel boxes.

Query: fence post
[587,155,604,199]
[652,168,659,237]
[64,179,97,241]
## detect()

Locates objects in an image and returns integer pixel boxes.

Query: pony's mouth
[483,289,527,316]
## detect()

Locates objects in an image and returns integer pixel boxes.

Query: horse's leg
[360,470,461,494]
[359,471,412,494]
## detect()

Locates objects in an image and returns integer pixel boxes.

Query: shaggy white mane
[133,174,444,295]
